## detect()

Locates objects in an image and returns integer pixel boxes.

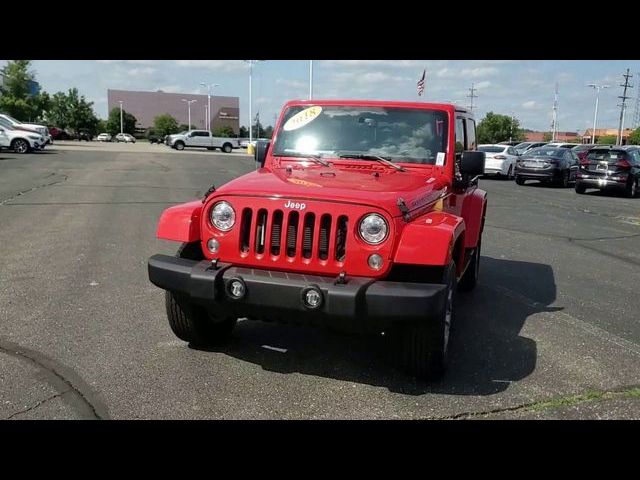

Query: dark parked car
[575,145,640,198]
[76,130,92,141]
[515,146,579,187]
[572,143,597,161]
[149,135,162,144]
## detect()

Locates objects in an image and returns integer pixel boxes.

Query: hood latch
[202,184,216,203]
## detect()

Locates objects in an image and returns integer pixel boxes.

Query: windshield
[1,113,20,124]
[478,146,506,153]
[0,117,15,129]
[523,147,565,158]
[515,142,532,150]
[271,105,448,165]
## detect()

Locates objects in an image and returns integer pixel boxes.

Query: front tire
[11,138,30,154]
[515,176,525,185]
[174,141,185,151]
[164,242,237,347]
[575,182,586,194]
[389,261,457,380]
[626,178,639,198]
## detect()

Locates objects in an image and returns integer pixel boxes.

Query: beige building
[581,128,635,144]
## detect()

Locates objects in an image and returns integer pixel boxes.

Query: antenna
[617,69,633,145]
[467,83,478,112]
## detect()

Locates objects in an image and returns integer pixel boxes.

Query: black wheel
[506,165,514,180]
[174,141,185,151]
[389,261,457,380]
[164,242,237,347]
[222,143,233,153]
[626,178,639,198]
[459,239,481,292]
[11,138,30,154]
[515,176,525,185]
[575,182,586,194]
[558,170,570,188]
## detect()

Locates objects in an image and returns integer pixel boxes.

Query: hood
[215,164,447,217]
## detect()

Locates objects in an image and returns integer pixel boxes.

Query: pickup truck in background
[165,130,240,153]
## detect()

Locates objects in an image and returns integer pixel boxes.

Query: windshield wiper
[338,153,406,172]
[280,151,331,167]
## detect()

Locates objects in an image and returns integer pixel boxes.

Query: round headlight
[210,201,236,231]
[359,213,388,245]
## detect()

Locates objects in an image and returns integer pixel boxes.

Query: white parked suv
[97,133,112,142]
[114,133,136,143]
[478,144,519,179]
[0,124,45,153]
[0,113,51,146]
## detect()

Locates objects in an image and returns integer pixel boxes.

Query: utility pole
[182,99,197,130]
[551,82,559,141]
[467,83,478,112]
[633,72,640,129]
[617,69,633,145]
[118,101,123,134]
[309,60,314,99]
[588,83,610,143]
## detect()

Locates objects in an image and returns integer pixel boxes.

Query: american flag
[417,70,426,96]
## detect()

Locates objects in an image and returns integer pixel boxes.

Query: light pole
[309,60,313,99]
[587,83,610,143]
[244,60,265,144]
[182,99,197,130]
[118,101,123,134]
[200,82,220,131]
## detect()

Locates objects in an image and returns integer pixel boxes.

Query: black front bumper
[148,254,447,332]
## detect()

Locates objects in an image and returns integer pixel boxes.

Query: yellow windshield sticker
[283,106,323,131]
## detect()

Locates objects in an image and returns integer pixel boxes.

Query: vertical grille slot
[302,213,315,259]
[318,214,331,260]
[239,208,253,253]
[335,215,348,262]
[270,210,283,256]
[286,211,299,257]
[254,209,268,254]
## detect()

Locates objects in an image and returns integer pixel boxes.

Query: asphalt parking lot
[1,143,639,419]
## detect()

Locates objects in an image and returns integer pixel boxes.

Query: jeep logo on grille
[284,200,306,210]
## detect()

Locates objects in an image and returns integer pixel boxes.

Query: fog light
[207,238,220,253]
[301,286,323,309]
[368,254,384,270]
[227,278,246,299]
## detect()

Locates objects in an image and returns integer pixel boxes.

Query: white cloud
[127,67,156,76]
[276,79,306,89]
[322,60,430,68]
[155,85,182,93]
[474,81,492,90]
[173,60,247,71]
[522,101,537,109]
[331,71,411,86]
[96,60,161,65]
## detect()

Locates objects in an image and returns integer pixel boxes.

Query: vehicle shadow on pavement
[196,256,556,396]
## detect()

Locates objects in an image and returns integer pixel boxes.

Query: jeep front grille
[239,207,348,264]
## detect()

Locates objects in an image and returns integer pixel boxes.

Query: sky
[2,60,639,133]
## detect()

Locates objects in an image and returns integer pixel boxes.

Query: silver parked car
[478,144,519,179]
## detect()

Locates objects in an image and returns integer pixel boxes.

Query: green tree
[597,135,617,145]
[212,125,235,137]
[153,114,179,136]
[543,132,552,142]
[627,127,640,145]
[0,60,51,122]
[239,125,248,138]
[46,88,99,135]
[477,112,525,144]
[97,119,108,133]
[106,107,137,135]
[178,123,190,132]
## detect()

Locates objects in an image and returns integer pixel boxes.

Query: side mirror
[460,150,485,178]
[255,140,270,167]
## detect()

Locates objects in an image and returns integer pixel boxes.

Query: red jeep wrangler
[148,100,486,379]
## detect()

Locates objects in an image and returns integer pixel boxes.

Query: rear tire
[557,170,570,188]
[515,176,525,185]
[506,165,514,180]
[575,182,586,194]
[222,143,233,153]
[389,261,457,380]
[164,242,237,347]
